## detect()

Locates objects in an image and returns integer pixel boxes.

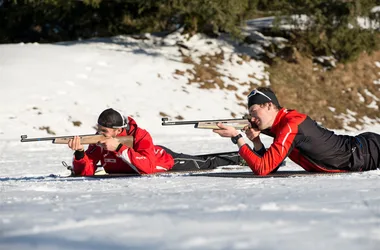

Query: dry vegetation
[177,49,260,92]
[269,50,380,129]
[38,126,56,135]
[72,121,82,127]
[170,49,263,119]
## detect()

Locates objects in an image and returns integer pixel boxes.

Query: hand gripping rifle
[161,115,252,130]
[20,134,134,147]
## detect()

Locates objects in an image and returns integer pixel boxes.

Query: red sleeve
[72,144,102,176]
[239,122,298,176]
[115,130,156,174]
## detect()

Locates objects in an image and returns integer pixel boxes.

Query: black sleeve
[254,146,266,156]
[74,150,85,160]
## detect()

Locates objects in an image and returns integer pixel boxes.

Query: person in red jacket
[213,87,380,175]
[68,108,240,176]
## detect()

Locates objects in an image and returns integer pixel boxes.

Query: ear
[116,128,123,135]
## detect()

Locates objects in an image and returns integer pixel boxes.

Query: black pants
[158,146,241,171]
[353,132,380,171]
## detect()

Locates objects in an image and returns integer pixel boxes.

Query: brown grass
[39,126,56,135]
[72,121,82,127]
[175,49,262,111]
[269,50,380,129]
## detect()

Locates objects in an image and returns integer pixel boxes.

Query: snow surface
[1,33,380,250]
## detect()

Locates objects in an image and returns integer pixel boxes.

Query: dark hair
[247,87,281,109]
[97,108,128,128]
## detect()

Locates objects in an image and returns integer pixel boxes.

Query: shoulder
[272,109,307,135]
[127,116,138,126]
[281,109,307,125]
[126,116,154,139]
[135,126,151,137]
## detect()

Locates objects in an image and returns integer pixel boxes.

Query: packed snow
[1,32,379,250]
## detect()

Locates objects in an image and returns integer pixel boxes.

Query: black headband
[247,89,280,108]
[97,108,128,129]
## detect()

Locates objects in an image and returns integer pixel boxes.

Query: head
[247,87,281,130]
[97,108,128,137]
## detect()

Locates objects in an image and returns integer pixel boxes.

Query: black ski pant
[352,132,380,171]
[158,146,241,171]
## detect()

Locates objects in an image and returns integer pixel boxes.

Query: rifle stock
[196,120,249,129]
[162,117,251,129]
[21,134,134,147]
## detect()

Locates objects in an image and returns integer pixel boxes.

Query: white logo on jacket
[154,149,164,155]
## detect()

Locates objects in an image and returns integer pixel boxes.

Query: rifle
[20,134,134,147]
[161,116,251,129]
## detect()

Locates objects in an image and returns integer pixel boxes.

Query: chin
[257,124,265,131]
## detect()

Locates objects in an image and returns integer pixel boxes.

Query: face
[97,125,122,137]
[248,103,276,130]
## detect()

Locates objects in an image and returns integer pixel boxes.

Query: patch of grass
[39,126,56,135]
[159,112,169,117]
[72,121,82,127]
[178,49,261,110]
[269,50,380,129]
[181,50,228,89]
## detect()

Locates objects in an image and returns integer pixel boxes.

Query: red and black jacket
[240,108,358,175]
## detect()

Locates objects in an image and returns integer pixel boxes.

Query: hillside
[269,50,380,130]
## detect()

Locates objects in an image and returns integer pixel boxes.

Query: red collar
[270,108,287,133]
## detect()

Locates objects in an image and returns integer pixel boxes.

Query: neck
[268,109,279,128]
